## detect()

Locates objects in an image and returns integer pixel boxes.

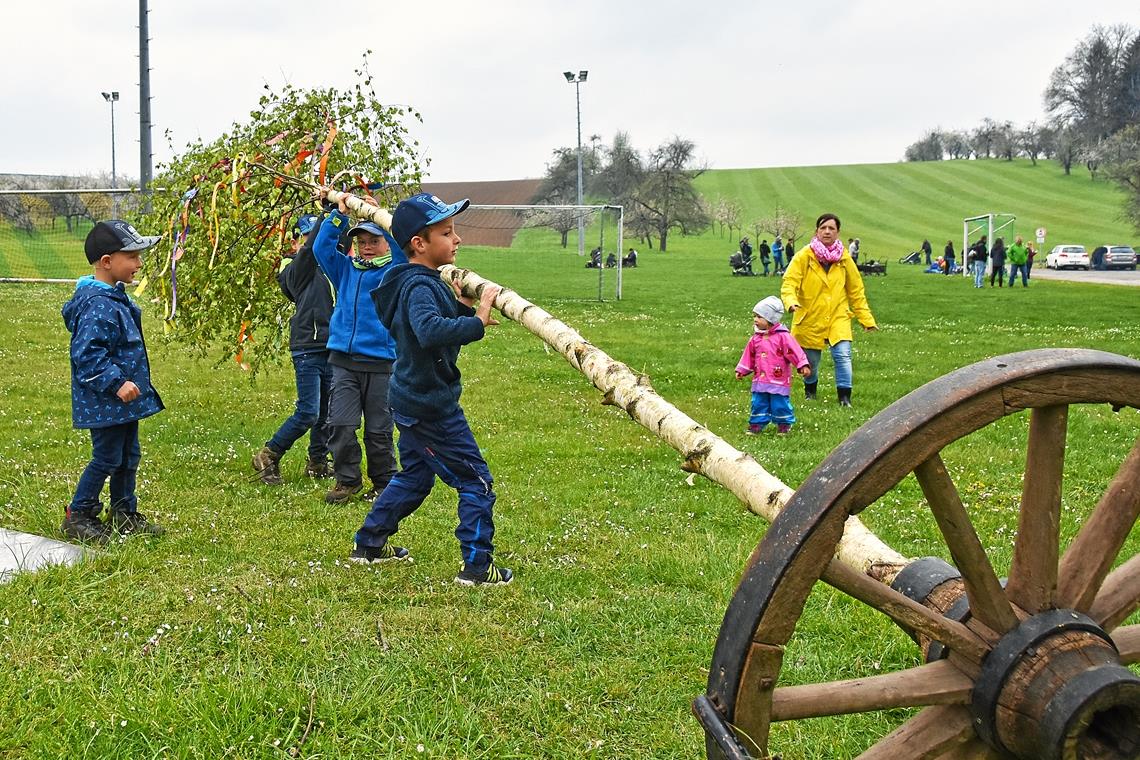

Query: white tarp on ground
[0,528,88,583]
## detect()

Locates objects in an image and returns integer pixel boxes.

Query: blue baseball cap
[390,192,470,249]
[294,214,319,235]
[347,221,387,238]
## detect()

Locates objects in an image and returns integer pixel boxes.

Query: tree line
[904,23,1140,228]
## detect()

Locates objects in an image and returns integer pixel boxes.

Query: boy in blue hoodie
[350,193,510,586]
[312,194,406,503]
[61,220,165,543]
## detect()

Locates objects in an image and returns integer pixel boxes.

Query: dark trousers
[70,421,141,515]
[267,350,331,460]
[327,364,395,488]
[356,408,497,572]
[990,264,1005,286]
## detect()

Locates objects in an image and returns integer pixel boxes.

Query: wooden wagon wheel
[695,349,1140,759]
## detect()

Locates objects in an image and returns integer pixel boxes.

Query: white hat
[752,296,784,324]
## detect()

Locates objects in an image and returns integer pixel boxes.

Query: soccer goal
[457,203,627,301]
[962,213,1016,275]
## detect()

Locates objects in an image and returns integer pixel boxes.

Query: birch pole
[328,189,907,577]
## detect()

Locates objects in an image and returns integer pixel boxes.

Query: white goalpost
[962,213,1016,276]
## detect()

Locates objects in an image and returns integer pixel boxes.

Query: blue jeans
[773,252,785,273]
[70,421,141,514]
[973,260,986,288]
[750,392,795,427]
[804,341,853,389]
[356,408,497,572]
[1008,263,1028,287]
[268,350,332,460]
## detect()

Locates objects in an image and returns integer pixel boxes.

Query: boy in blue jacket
[61,220,165,543]
[350,193,510,586]
[312,193,406,503]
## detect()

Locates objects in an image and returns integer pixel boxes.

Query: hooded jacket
[278,222,333,354]
[62,277,164,429]
[312,211,406,369]
[780,246,877,350]
[371,263,485,421]
[736,323,809,394]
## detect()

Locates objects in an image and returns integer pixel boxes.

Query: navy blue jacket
[278,222,333,354]
[62,277,164,429]
[371,263,485,421]
[312,211,405,366]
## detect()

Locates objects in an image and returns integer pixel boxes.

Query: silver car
[1092,245,1138,270]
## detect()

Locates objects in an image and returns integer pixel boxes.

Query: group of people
[738,236,793,277]
[966,235,1035,288]
[586,247,638,269]
[61,190,516,587]
[735,213,878,433]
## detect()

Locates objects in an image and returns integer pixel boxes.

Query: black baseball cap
[84,220,162,263]
[390,193,469,250]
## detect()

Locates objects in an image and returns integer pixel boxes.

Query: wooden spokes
[700,350,1140,759]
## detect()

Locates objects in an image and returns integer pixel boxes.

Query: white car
[1046,244,1089,270]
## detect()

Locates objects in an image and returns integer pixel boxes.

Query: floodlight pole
[564,70,588,256]
[101,91,120,189]
[139,0,154,210]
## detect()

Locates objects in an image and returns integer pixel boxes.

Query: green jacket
[1007,242,1029,265]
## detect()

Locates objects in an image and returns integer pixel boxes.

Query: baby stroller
[730,250,756,276]
[898,251,922,265]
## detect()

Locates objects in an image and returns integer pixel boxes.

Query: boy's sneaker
[304,458,334,479]
[251,446,283,486]
[455,564,513,587]
[325,482,362,504]
[349,543,411,564]
[745,424,763,435]
[777,423,792,435]
[60,509,112,544]
[110,510,165,536]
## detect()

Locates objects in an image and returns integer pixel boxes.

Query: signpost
[1036,226,1047,245]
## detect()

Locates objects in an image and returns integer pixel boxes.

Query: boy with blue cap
[350,192,511,586]
[311,193,406,503]
[61,220,165,543]
[251,214,337,484]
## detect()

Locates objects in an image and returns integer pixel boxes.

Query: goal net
[456,204,627,301]
[962,213,1016,275]
[0,189,141,282]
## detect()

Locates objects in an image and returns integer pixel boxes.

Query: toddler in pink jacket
[735,296,811,434]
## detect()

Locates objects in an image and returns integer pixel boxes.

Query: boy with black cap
[311,193,405,503]
[350,192,510,586]
[251,213,336,484]
[60,220,165,543]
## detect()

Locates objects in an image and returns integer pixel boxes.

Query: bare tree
[1018,122,1052,166]
[971,118,1000,158]
[631,137,710,252]
[1054,125,1082,175]
[904,129,944,161]
[943,130,972,160]
[1100,124,1140,231]
[1045,24,1136,142]
[993,121,1018,161]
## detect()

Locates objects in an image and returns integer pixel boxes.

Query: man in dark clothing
[922,239,933,266]
[758,239,772,276]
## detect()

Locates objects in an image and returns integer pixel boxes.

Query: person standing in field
[1026,243,1037,279]
[736,296,811,435]
[61,220,166,543]
[922,238,933,266]
[989,237,1007,287]
[969,237,988,288]
[781,213,877,408]
[758,239,772,276]
[943,240,956,275]
[772,237,786,275]
[1006,235,1029,288]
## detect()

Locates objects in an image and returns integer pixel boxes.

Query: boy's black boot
[251,446,284,486]
[838,387,853,407]
[304,457,334,479]
[61,508,112,544]
[455,563,513,587]
[804,382,818,400]
[110,510,165,537]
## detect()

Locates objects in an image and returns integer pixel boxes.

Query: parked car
[1090,244,1137,270]
[1046,244,1089,270]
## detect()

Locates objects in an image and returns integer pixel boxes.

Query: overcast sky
[3,1,1135,183]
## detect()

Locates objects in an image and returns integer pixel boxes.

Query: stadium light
[101,90,120,189]
[563,70,588,256]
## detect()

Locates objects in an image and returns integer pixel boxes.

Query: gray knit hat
[752,296,784,325]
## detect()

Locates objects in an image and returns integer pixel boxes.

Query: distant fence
[0,189,144,282]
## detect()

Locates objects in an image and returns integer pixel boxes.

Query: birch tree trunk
[326,189,907,577]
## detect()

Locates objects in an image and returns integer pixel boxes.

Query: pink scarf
[810,236,845,264]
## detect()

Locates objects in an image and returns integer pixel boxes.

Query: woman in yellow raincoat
[780,213,877,407]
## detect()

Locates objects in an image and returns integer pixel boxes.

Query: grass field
[1,171,1139,758]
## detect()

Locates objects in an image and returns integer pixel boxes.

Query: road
[1025,266,1140,287]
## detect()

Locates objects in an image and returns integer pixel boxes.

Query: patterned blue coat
[62,276,164,429]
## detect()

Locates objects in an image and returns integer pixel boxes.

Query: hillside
[694,159,1134,259]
